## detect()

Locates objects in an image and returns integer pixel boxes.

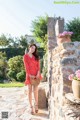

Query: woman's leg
[24,85,28,95]
[27,84,33,107]
[28,84,35,114]
[33,85,39,112]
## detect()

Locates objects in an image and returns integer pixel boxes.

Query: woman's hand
[29,75,36,79]
[36,73,40,79]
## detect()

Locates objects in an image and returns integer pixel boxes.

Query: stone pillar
[47,17,64,96]
[55,17,64,37]
[47,17,57,96]
[47,17,64,115]
[47,17,57,50]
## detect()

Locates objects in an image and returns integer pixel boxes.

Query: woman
[23,44,42,114]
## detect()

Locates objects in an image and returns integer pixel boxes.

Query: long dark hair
[28,44,39,60]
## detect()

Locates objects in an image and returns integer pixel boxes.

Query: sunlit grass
[0,81,24,87]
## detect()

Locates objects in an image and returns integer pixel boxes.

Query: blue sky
[0,0,80,37]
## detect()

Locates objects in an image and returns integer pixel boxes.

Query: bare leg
[33,85,38,113]
[27,84,35,114]
[24,85,28,95]
[27,84,33,107]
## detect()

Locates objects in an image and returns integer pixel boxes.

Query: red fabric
[23,53,42,85]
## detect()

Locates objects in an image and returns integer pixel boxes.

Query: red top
[23,53,42,85]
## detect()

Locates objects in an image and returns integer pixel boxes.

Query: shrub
[7,55,24,81]
[40,58,43,73]
[7,70,16,80]
[0,52,7,82]
[16,70,26,82]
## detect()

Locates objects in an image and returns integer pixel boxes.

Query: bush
[7,55,24,81]
[40,58,43,73]
[7,70,16,80]
[0,52,7,82]
[16,70,26,82]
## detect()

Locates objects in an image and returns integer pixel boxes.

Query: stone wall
[47,17,64,95]
[50,42,80,120]
[47,17,80,120]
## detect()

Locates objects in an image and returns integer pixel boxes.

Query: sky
[0,0,80,37]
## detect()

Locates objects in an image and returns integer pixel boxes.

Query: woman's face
[29,45,36,53]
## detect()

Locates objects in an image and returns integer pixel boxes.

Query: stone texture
[47,17,80,120]
[38,82,49,109]
[65,93,80,104]
[61,57,77,66]
[0,85,49,120]
[48,42,80,120]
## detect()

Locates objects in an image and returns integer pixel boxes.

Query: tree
[8,37,19,48]
[19,35,28,49]
[65,17,80,42]
[0,34,20,48]
[31,15,48,49]
[29,39,35,44]
[0,34,9,47]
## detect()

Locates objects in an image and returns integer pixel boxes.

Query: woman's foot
[35,104,38,113]
[30,106,35,115]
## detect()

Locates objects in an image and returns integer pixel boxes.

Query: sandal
[30,106,35,115]
[35,104,38,113]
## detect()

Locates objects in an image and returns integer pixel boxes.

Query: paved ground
[0,87,49,120]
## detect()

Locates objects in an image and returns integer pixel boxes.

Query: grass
[0,81,24,87]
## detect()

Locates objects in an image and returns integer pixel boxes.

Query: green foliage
[0,48,25,59]
[0,82,24,87]
[19,35,28,48]
[65,17,80,42]
[8,55,24,72]
[0,47,45,59]
[43,34,48,51]
[0,59,7,76]
[40,59,43,73]
[7,55,24,81]
[29,39,35,44]
[0,51,7,59]
[8,36,19,48]
[42,53,48,81]
[0,34,28,48]
[0,34,9,47]
[16,70,26,82]
[0,52,7,82]
[38,48,45,59]
[31,15,48,49]
[7,70,16,80]
[42,67,47,79]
